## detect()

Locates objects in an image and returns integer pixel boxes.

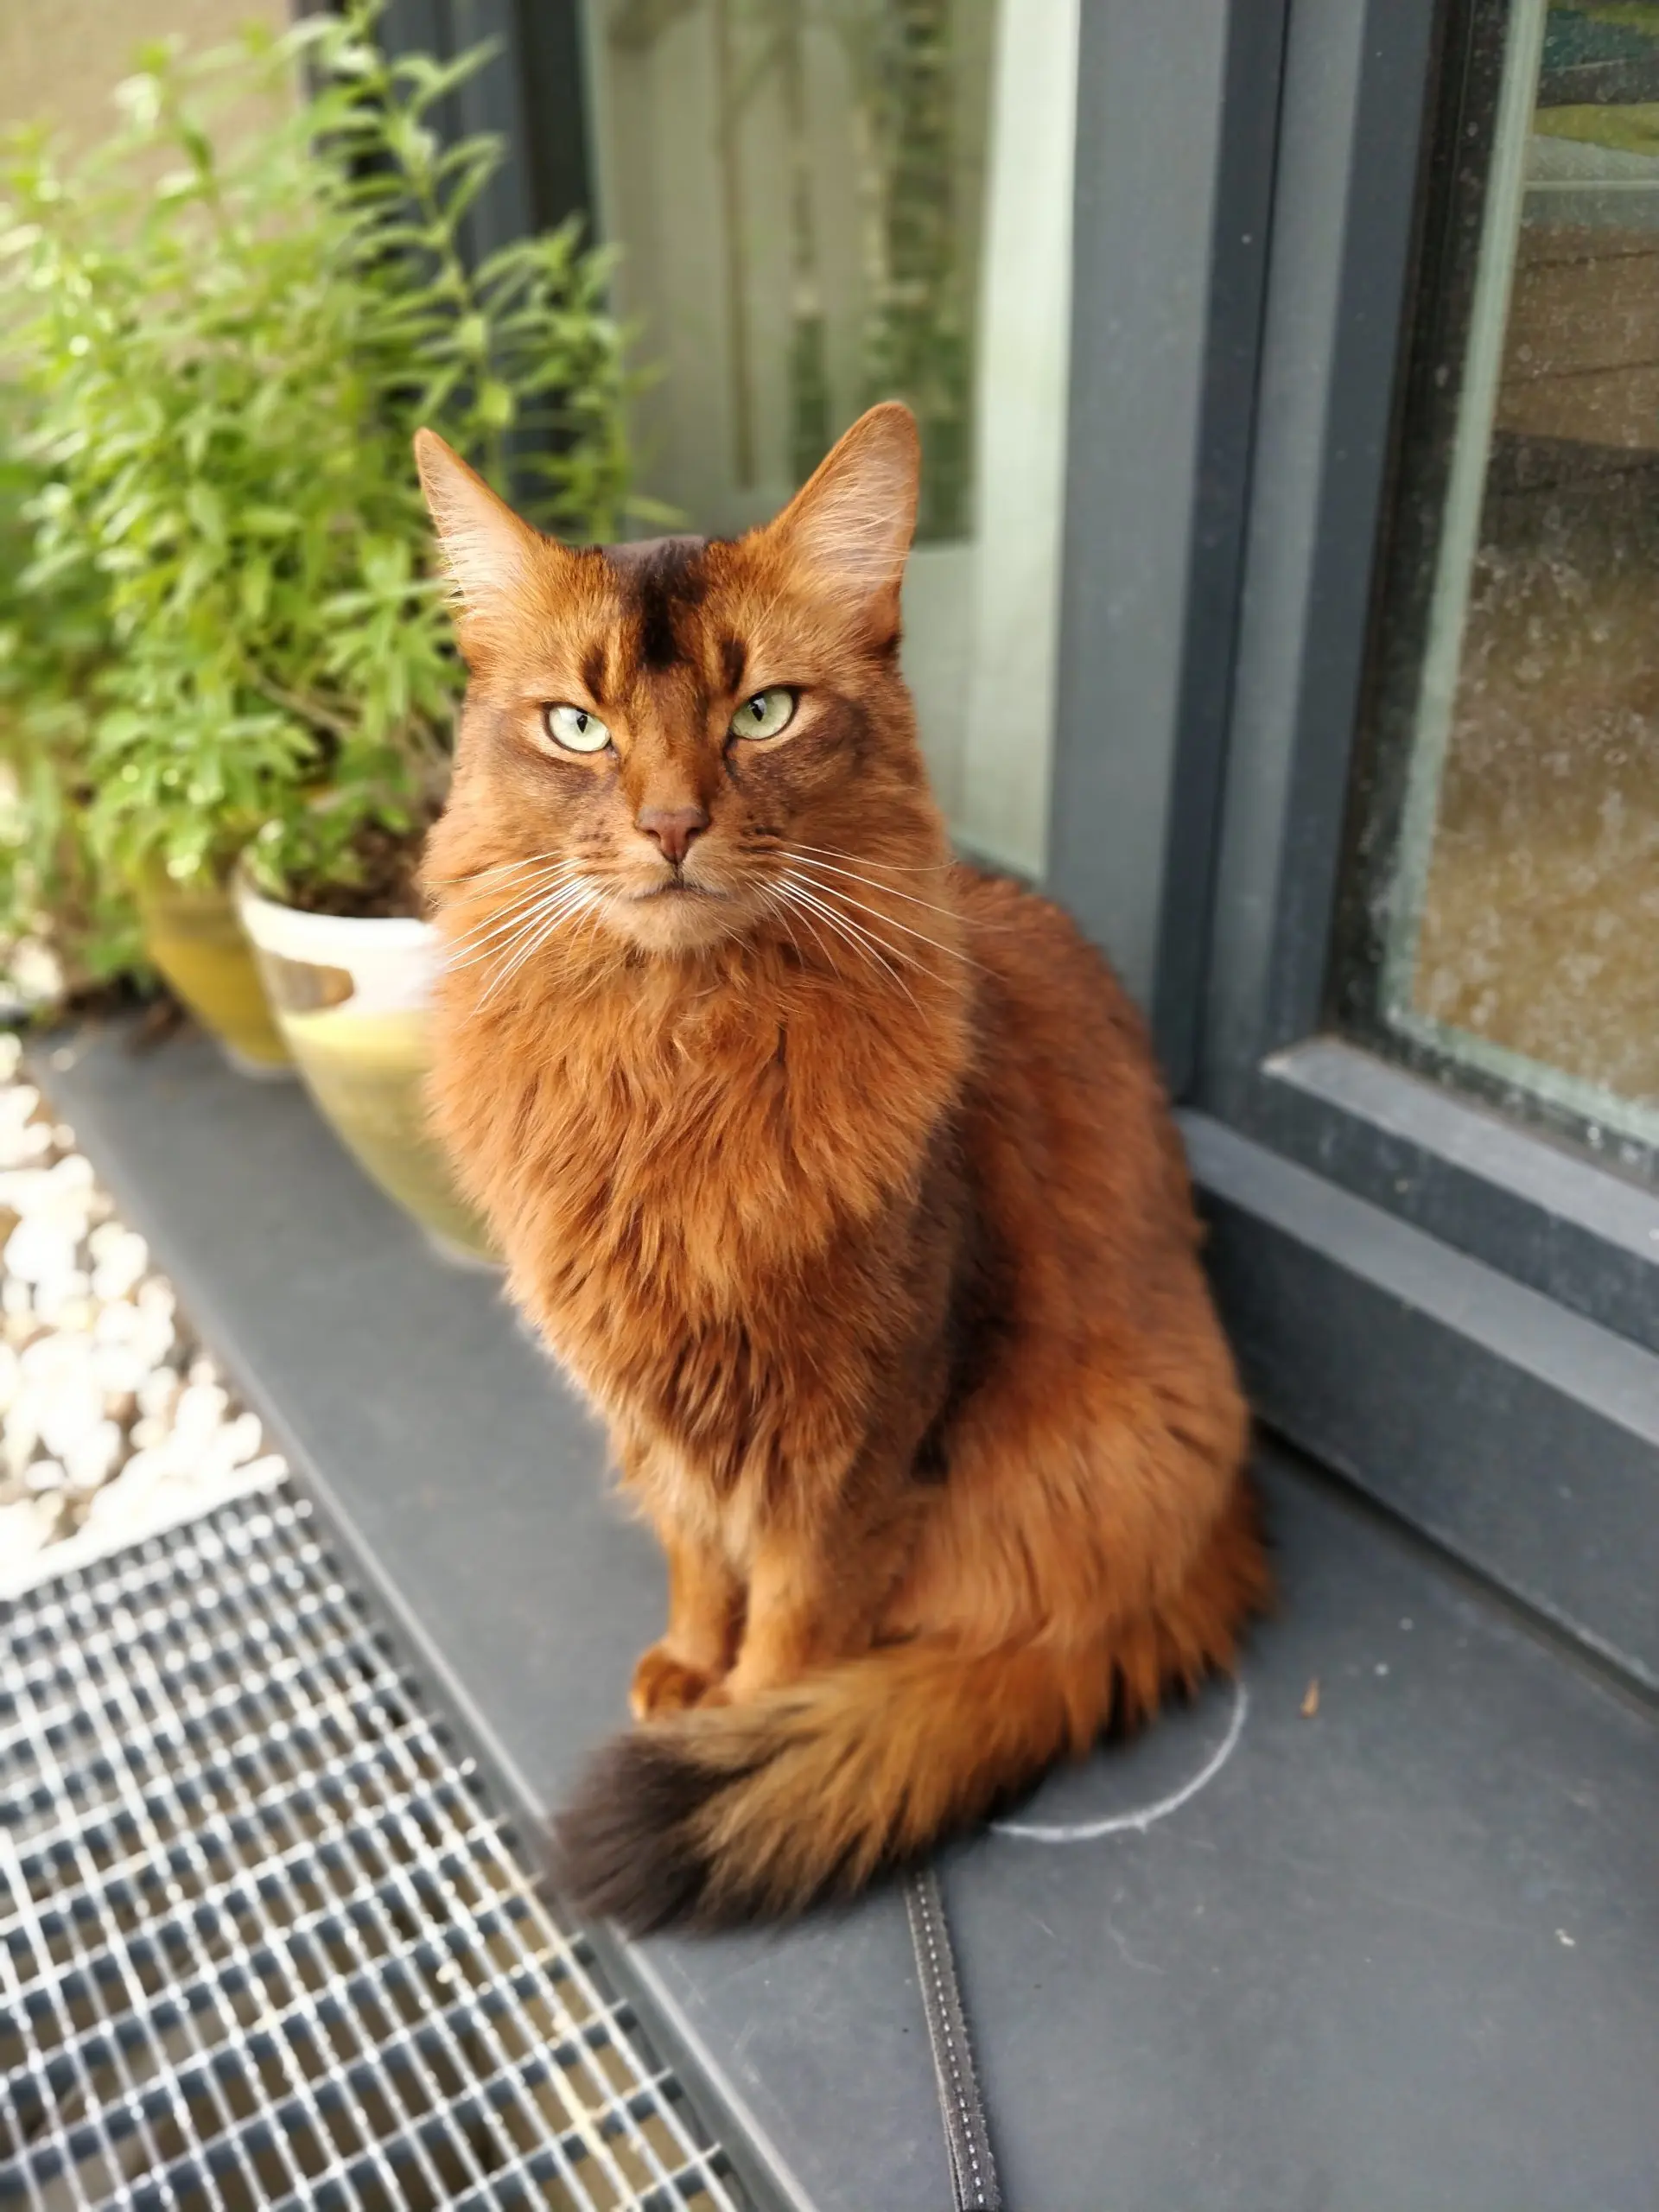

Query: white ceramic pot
[235,882,494,1266]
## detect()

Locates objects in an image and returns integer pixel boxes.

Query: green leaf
[474,379,515,429]
[184,480,226,542]
[238,557,271,624]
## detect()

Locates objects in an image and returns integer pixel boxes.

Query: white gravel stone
[26,1344,102,1432]
[38,1386,108,1463]
[90,1229,149,1301]
[2,1427,38,1483]
[136,1366,183,1420]
[85,1455,169,1537]
[0,1495,54,1571]
[64,1421,124,1491]
[20,1330,96,1384]
[238,1453,289,1485]
[93,1300,175,1370]
[94,1343,151,1403]
[36,1282,96,1334]
[0,1056,283,1574]
[6,1217,76,1285]
[175,1382,231,1440]
[0,1084,41,1132]
[208,1411,264,1474]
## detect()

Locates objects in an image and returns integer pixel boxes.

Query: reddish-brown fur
[414,405,1269,1932]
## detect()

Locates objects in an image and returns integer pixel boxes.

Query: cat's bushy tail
[554,1482,1266,1934]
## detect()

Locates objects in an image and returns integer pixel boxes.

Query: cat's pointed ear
[413,429,546,621]
[766,403,921,627]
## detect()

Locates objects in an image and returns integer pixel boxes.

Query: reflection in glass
[1351,1,1659,1166]
[582,0,1076,874]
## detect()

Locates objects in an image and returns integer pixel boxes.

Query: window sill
[1185,1105,1659,1690]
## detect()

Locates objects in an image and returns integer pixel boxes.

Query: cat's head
[416,404,950,962]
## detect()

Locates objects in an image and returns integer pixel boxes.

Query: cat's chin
[606,887,749,956]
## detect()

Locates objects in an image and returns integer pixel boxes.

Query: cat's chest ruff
[526,992,934,1262]
[546,1033,790,1202]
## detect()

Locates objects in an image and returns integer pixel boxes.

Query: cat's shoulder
[951,861,1151,1046]
[952,861,1062,931]
[952,862,1117,974]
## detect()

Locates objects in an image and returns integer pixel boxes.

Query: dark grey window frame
[1044,0,1659,1693]
[378,0,593,251]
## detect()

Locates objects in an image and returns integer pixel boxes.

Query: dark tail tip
[552,1725,723,1936]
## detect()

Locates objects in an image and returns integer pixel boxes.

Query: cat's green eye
[729,688,797,742]
[543,703,611,754]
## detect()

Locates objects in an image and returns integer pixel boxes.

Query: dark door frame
[1047,0,1659,1689]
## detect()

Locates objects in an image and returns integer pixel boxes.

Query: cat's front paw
[629,1643,715,1722]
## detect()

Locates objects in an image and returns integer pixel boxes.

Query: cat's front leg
[630,1523,744,1722]
[715,1487,923,1706]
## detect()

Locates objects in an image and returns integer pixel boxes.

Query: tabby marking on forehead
[605,535,712,673]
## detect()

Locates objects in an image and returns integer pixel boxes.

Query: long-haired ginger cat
[415,404,1268,1934]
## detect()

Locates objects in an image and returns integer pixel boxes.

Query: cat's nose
[636,804,709,867]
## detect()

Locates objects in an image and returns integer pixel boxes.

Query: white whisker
[780,874,925,973]
[767,885,849,988]
[445,879,575,963]
[787,861,986,972]
[443,869,582,969]
[474,911,583,1012]
[802,879,924,961]
[757,883,810,970]
[437,849,566,888]
[474,883,601,1007]
[469,891,589,986]
[443,858,572,932]
[790,841,953,876]
[778,872,923,1010]
[788,849,971,929]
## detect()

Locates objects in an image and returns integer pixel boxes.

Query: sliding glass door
[1339,0,1659,1173]
[575,0,1077,878]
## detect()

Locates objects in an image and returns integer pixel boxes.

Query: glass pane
[578,0,1076,877]
[1339,0,1659,1172]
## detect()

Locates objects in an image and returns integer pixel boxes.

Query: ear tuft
[766,402,921,615]
[413,429,544,619]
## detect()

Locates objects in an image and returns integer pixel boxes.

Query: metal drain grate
[0,1478,748,2211]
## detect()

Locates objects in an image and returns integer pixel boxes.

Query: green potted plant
[0,404,147,1026]
[1,7,637,1254]
[2,392,292,1065]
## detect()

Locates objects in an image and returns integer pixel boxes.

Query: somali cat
[414,404,1268,1933]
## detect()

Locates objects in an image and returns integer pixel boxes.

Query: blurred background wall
[0,1,288,148]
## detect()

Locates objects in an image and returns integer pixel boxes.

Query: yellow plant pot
[236,881,496,1267]
[135,873,291,1076]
